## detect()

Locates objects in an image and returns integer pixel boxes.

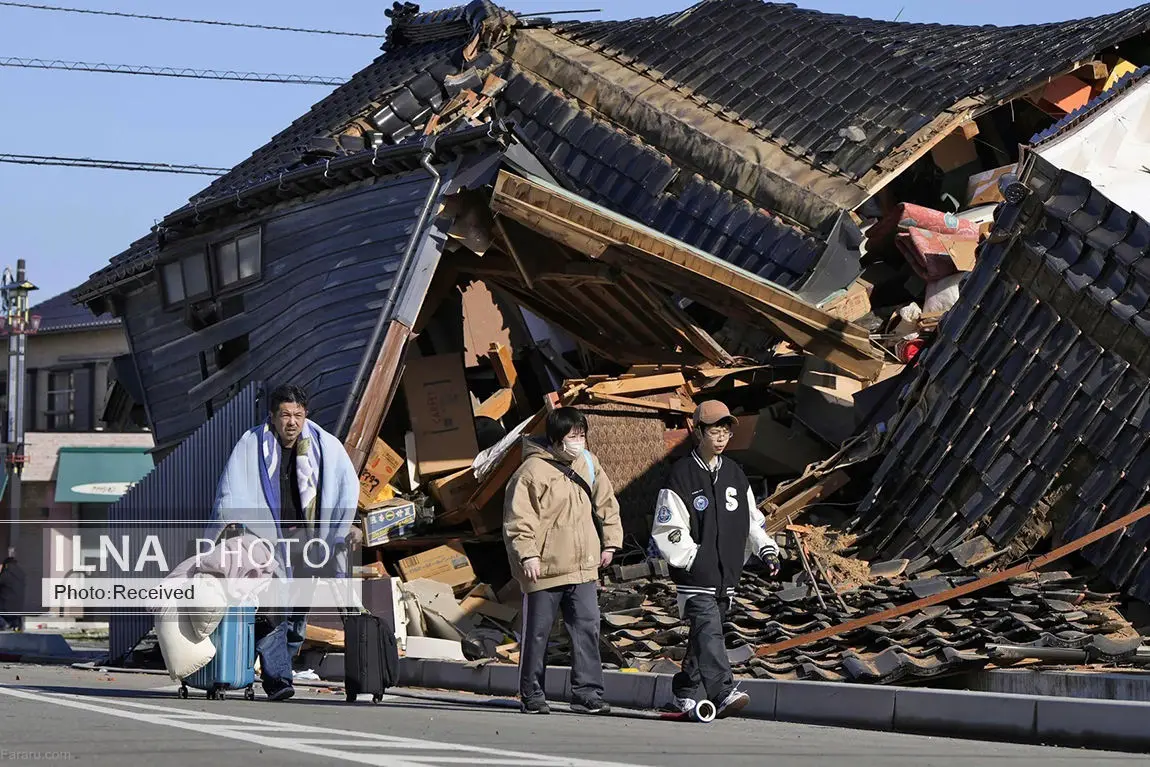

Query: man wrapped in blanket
[207,384,358,701]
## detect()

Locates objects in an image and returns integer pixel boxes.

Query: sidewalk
[397,658,1150,753]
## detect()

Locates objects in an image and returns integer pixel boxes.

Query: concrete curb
[400,658,1150,752]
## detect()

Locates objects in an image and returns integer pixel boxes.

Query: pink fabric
[897,227,977,281]
[868,203,978,280]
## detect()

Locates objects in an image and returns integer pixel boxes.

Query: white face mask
[561,437,586,458]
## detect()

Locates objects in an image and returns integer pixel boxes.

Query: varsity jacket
[651,451,779,603]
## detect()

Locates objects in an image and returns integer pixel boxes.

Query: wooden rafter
[490,171,884,380]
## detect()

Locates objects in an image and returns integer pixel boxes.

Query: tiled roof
[77,1,1150,306]
[74,4,487,300]
[31,289,120,334]
[854,155,1150,600]
[555,0,1150,181]
[500,72,827,289]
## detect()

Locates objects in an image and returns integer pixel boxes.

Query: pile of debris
[313,60,1150,685]
[592,565,1139,685]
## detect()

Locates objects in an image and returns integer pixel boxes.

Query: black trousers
[518,581,604,704]
[672,593,733,703]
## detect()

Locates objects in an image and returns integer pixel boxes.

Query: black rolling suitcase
[344,612,399,703]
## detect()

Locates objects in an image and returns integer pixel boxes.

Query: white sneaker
[672,696,697,714]
[717,688,749,718]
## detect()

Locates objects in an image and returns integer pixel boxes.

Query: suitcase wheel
[244,686,255,701]
[372,693,383,704]
[216,689,227,701]
[206,689,216,700]
[177,685,188,700]
[345,691,356,703]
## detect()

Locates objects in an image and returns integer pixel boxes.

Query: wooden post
[343,320,411,474]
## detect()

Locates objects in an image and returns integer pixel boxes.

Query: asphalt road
[0,665,1147,766]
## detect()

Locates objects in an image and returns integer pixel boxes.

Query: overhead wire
[0,154,229,176]
[0,57,344,85]
[0,1,378,37]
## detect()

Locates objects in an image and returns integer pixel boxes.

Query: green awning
[54,447,154,503]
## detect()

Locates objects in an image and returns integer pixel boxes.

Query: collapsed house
[71,1,1150,677]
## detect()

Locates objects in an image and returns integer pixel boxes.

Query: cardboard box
[933,232,978,273]
[459,595,519,624]
[966,164,1018,208]
[397,543,476,588]
[820,280,872,323]
[402,354,479,478]
[359,438,404,509]
[363,500,417,547]
[428,468,479,513]
[930,131,979,173]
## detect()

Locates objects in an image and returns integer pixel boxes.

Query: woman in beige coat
[504,407,623,715]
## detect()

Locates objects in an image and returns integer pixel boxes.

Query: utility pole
[3,260,39,557]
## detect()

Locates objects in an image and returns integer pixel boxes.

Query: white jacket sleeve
[747,487,779,559]
[651,489,698,571]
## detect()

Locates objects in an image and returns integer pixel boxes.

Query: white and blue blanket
[207,419,358,579]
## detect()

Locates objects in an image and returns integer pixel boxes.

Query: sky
[0,0,1142,306]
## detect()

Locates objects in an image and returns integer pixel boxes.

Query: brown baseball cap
[693,400,738,427]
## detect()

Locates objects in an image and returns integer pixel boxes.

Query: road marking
[0,685,642,767]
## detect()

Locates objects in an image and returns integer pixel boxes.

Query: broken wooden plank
[762,470,849,533]
[475,388,514,420]
[756,501,1150,657]
[587,372,687,396]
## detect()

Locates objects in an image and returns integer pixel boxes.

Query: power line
[0,1,378,38]
[0,154,229,176]
[0,57,344,86]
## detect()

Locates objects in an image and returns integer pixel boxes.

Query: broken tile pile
[582,564,1140,685]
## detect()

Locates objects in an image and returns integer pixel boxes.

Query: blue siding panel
[108,381,262,662]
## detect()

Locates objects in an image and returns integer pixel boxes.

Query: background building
[4,287,153,620]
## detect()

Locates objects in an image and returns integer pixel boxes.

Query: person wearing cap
[651,400,781,718]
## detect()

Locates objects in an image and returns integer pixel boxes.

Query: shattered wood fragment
[587,372,687,396]
[762,470,850,533]
[475,388,513,420]
[488,342,527,410]
[343,320,411,474]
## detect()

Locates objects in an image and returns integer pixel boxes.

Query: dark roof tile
[556,0,1150,180]
[31,289,120,334]
[857,154,1150,595]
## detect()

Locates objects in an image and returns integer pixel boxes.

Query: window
[213,230,261,290]
[158,229,260,310]
[46,370,75,431]
[159,252,211,308]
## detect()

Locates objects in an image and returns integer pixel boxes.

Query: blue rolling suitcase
[178,605,257,701]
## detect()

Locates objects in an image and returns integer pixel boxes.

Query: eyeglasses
[703,427,733,438]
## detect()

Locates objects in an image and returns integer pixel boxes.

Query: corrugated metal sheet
[107,381,263,662]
